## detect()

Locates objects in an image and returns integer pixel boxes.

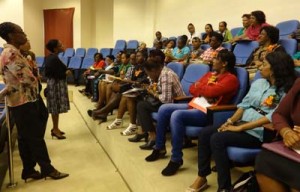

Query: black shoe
[161,160,183,176]
[92,114,107,121]
[139,140,155,150]
[87,109,93,117]
[128,132,148,142]
[22,170,42,182]
[145,148,166,162]
[42,169,69,180]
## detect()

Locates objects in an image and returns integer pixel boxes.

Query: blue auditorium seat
[100,48,112,58]
[233,41,259,66]
[63,48,75,58]
[75,48,86,58]
[86,48,98,58]
[276,20,300,39]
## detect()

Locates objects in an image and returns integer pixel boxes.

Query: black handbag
[231,171,258,192]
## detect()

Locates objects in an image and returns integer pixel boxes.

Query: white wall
[0,0,24,46]
[1,0,300,56]
[23,0,43,56]
[93,0,114,49]
[113,0,155,47]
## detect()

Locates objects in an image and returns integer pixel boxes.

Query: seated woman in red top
[79,53,105,96]
[241,10,269,41]
[255,78,300,192]
[145,49,239,176]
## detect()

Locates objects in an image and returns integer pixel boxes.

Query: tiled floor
[1,85,247,192]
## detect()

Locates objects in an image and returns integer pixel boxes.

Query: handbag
[231,171,258,192]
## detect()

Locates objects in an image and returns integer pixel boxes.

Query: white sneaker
[120,124,137,136]
[107,119,122,130]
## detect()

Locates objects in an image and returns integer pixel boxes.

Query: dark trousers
[137,100,161,133]
[10,98,54,174]
[198,126,261,190]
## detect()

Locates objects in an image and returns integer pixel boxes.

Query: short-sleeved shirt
[200,46,224,63]
[172,46,190,59]
[0,44,38,107]
[237,79,285,141]
[156,67,185,103]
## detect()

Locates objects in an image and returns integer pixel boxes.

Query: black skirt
[255,149,300,190]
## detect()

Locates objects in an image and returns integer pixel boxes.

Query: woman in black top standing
[44,39,70,139]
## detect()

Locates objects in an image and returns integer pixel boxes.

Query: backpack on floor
[231,171,259,192]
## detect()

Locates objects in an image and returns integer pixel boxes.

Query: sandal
[120,124,137,136]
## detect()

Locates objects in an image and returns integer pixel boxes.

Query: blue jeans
[155,103,188,149]
[170,109,207,162]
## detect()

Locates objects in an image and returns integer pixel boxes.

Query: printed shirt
[200,46,224,63]
[157,67,185,103]
[0,44,38,107]
[237,79,285,142]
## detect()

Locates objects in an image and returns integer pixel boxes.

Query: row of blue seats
[35,37,297,70]
[36,56,94,70]
[168,19,300,44]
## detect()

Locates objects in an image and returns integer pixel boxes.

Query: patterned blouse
[0,44,38,107]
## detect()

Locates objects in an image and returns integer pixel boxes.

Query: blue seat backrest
[181,64,210,96]
[222,42,232,51]
[278,39,297,57]
[59,56,69,66]
[75,48,86,58]
[231,27,243,37]
[167,62,184,80]
[230,67,249,104]
[200,44,210,50]
[58,52,64,58]
[81,57,94,69]
[0,83,5,91]
[112,48,122,58]
[64,48,75,57]
[0,47,3,54]
[86,48,98,58]
[276,20,300,39]
[35,56,45,68]
[233,41,259,66]
[68,56,82,69]
[114,40,126,50]
[100,48,112,58]
[127,40,139,50]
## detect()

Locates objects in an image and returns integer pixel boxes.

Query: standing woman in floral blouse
[0,22,68,181]
[187,51,297,192]
[44,39,71,140]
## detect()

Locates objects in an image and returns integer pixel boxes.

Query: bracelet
[282,129,293,138]
[226,118,233,125]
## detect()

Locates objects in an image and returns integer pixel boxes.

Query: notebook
[262,141,300,163]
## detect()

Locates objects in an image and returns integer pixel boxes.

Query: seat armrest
[263,123,275,131]
[174,96,193,103]
[206,105,237,127]
[207,105,237,113]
